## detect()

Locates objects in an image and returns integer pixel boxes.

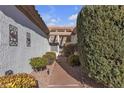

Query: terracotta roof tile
[16,5,49,35]
[48,26,74,32]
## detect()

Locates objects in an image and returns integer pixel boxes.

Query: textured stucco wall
[0,7,50,76]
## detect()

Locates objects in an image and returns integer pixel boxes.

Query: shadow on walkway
[57,55,82,82]
[56,55,106,88]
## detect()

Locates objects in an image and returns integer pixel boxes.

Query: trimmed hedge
[68,54,80,66]
[0,73,38,88]
[42,52,56,65]
[30,57,47,71]
[46,52,56,58]
[77,6,124,87]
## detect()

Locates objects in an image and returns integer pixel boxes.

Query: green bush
[63,44,78,57]
[77,6,124,87]
[30,57,47,71]
[43,52,56,65]
[46,52,56,56]
[68,54,80,66]
[46,52,56,60]
[0,73,38,88]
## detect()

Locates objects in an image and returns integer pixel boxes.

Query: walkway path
[47,56,82,88]
[31,56,106,88]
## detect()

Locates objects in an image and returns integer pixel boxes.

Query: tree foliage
[77,6,124,87]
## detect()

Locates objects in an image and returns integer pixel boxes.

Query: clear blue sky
[35,5,82,27]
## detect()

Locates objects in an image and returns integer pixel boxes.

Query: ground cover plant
[0,73,38,88]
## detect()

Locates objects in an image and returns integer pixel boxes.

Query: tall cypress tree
[77,6,124,87]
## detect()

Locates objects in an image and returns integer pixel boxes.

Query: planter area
[29,51,56,87]
[0,73,38,88]
[29,52,56,72]
[30,61,55,87]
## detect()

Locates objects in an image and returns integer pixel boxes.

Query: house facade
[0,5,50,76]
[48,26,73,55]
[71,27,77,44]
[64,27,77,46]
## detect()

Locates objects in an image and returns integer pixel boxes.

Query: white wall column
[57,32,60,56]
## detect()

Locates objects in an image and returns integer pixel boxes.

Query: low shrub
[42,52,56,65]
[29,57,47,71]
[68,54,80,67]
[46,52,56,60]
[63,44,78,57]
[0,73,38,88]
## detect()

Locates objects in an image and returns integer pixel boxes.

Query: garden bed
[0,73,38,88]
[30,61,55,88]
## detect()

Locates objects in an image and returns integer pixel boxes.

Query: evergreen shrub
[30,57,47,71]
[68,54,80,66]
[63,44,77,57]
[43,52,56,65]
[77,5,124,87]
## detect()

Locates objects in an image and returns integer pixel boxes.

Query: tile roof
[16,5,49,35]
[48,26,74,31]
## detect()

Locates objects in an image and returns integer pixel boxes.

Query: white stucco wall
[0,6,50,76]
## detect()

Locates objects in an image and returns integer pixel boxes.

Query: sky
[35,5,82,27]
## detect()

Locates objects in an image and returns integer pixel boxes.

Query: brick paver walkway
[31,56,106,88]
[31,63,55,88]
[48,62,82,88]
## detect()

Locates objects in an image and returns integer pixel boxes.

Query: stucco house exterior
[0,5,50,76]
[48,26,73,55]
[64,27,77,46]
[71,27,77,44]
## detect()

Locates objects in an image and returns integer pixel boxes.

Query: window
[9,24,18,46]
[26,32,31,47]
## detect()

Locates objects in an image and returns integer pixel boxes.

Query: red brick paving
[48,62,82,88]
[31,56,105,88]
[31,63,55,88]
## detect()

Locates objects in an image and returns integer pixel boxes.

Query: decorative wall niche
[26,32,31,47]
[9,24,18,46]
